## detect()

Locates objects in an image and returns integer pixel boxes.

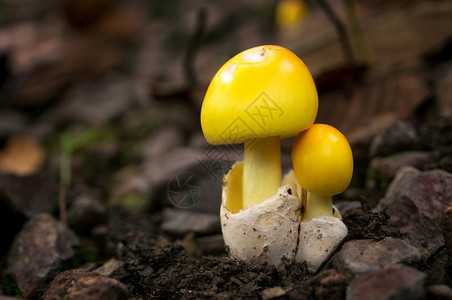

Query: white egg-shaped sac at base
[296,216,348,272]
[220,163,301,266]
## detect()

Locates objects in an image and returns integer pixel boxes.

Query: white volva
[220,162,348,271]
[296,216,348,272]
[221,180,301,266]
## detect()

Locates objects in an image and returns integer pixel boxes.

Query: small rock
[312,269,348,300]
[346,113,397,160]
[68,194,107,231]
[442,206,452,257]
[50,77,144,126]
[419,117,452,151]
[427,285,452,299]
[333,237,421,275]
[138,127,183,159]
[93,258,124,277]
[368,151,439,180]
[195,234,226,255]
[7,213,79,298]
[137,266,154,277]
[161,208,220,236]
[42,269,129,300]
[437,71,452,118]
[377,167,452,253]
[369,120,419,158]
[0,296,22,300]
[0,172,59,218]
[109,165,151,209]
[261,286,286,300]
[347,264,427,300]
[144,147,202,187]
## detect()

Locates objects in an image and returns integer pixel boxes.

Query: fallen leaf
[0,135,44,176]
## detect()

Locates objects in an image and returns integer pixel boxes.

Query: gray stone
[110,144,238,213]
[195,234,225,255]
[347,264,426,300]
[334,237,421,275]
[50,77,146,126]
[369,121,419,158]
[377,167,452,253]
[68,194,106,230]
[0,296,22,300]
[7,213,79,298]
[0,173,59,218]
[137,266,154,277]
[144,147,200,188]
[369,151,439,180]
[93,258,124,277]
[42,269,129,300]
[161,208,220,236]
[437,71,452,118]
[138,127,183,159]
[427,285,452,299]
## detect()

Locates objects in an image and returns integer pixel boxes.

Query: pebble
[369,120,419,158]
[347,264,426,300]
[368,151,439,180]
[93,258,124,277]
[161,208,220,236]
[68,194,107,230]
[377,167,452,253]
[42,269,129,300]
[333,237,421,275]
[427,285,452,299]
[195,234,226,255]
[138,126,183,159]
[7,213,79,298]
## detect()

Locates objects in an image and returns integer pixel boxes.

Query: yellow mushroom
[201,45,318,211]
[275,0,308,30]
[292,124,353,220]
[292,123,353,271]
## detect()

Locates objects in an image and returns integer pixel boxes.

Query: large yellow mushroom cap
[201,45,318,145]
[292,124,353,196]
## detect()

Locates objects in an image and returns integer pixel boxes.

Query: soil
[104,207,374,299]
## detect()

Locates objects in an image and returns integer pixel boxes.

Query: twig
[59,186,67,226]
[184,7,207,88]
[315,0,355,64]
[59,133,72,227]
[343,0,369,62]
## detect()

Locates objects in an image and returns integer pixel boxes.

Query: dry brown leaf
[0,135,44,176]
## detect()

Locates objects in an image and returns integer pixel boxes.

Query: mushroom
[201,45,318,209]
[291,123,353,271]
[201,45,318,264]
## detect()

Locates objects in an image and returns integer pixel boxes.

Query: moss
[121,193,150,211]
[1,273,22,297]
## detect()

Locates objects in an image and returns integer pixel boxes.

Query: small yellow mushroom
[292,124,353,220]
[292,124,353,271]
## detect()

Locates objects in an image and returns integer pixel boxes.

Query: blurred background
[0,0,451,273]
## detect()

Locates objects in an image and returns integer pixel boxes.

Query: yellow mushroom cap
[292,124,353,196]
[275,0,308,30]
[201,45,318,145]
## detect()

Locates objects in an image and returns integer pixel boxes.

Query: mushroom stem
[243,136,281,209]
[303,192,332,220]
